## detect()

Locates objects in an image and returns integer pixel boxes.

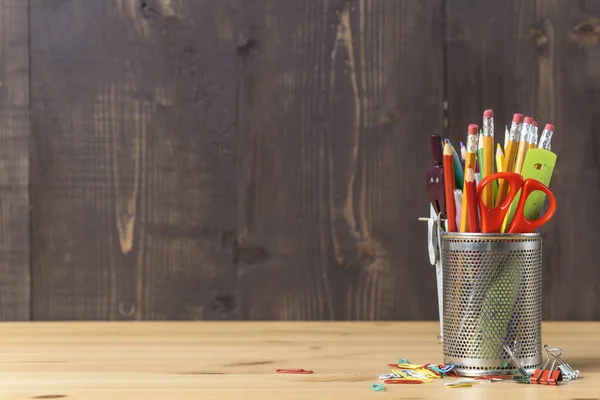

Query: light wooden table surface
[0,322,597,399]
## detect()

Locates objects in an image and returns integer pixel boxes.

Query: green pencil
[477,131,484,177]
[446,139,464,190]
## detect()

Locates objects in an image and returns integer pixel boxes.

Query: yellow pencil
[496,113,523,207]
[460,124,479,232]
[529,120,538,150]
[513,116,533,173]
[496,143,504,173]
[482,110,494,208]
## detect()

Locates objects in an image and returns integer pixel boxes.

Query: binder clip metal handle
[419,206,445,344]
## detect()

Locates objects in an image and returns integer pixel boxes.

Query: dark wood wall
[0,0,598,320]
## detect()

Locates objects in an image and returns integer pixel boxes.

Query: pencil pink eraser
[513,113,523,123]
[483,109,493,118]
[468,124,478,135]
[532,120,538,127]
[524,116,534,124]
[544,123,555,131]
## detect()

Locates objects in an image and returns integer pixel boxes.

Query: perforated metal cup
[440,232,543,377]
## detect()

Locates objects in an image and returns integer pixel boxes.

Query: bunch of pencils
[428,110,556,233]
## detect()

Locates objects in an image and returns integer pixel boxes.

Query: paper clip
[371,383,385,391]
[398,358,411,364]
[402,370,432,383]
[445,379,479,388]
[384,379,422,385]
[390,370,425,382]
[378,373,396,380]
[276,368,313,374]
[438,364,455,373]
[427,364,454,377]
[474,374,512,381]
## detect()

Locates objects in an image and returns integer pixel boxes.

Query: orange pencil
[465,166,479,233]
[443,143,457,232]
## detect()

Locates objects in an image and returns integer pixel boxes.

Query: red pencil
[465,166,479,233]
[443,143,457,232]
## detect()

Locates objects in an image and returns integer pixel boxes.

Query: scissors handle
[506,179,557,234]
[478,172,524,233]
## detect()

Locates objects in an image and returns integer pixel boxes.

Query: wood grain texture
[30,0,239,320]
[237,0,444,320]
[0,0,31,320]
[0,321,597,399]
[445,0,600,320]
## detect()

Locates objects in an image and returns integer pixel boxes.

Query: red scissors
[477,172,556,233]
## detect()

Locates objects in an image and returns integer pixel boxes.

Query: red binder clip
[532,345,564,385]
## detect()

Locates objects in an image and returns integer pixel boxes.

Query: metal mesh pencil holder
[440,231,543,377]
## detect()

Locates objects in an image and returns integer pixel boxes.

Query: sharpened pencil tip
[496,143,504,156]
[465,167,475,181]
[443,143,453,156]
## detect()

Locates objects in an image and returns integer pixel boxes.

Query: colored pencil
[465,166,479,233]
[446,139,464,191]
[443,143,458,232]
[454,189,463,232]
[496,143,504,173]
[482,110,494,207]
[460,124,478,232]
[477,132,484,178]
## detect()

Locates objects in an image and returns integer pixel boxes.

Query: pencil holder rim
[440,231,541,240]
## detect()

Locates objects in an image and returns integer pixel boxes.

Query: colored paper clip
[403,370,432,383]
[425,366,442,378]
[397,358,411,364]
[428,364,456,377]
[276,368,313,374]
[384,379,422,385]
[474,375,512,381]
[371,383,385,391]
[435,364,455,373]
[445,379,479,388]
[391,370,427,382]
[378,373,396,380]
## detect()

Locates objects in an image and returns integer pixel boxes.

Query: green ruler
[504,148,557,229]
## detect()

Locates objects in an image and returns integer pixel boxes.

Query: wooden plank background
[0,0,30,320]
[0,0,596,320]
